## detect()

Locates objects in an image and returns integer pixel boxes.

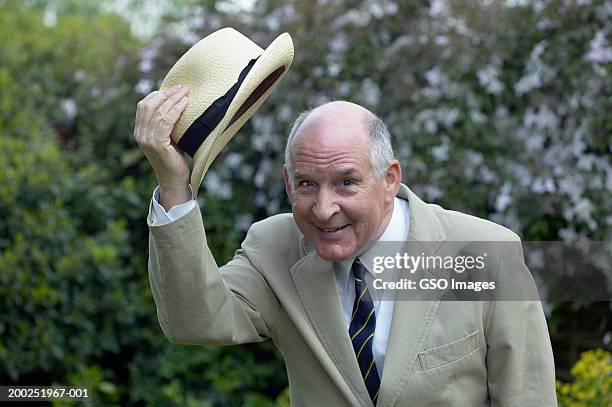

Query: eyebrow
[293,171,308,180]
[293,168,361,180]
[337,168,360,178]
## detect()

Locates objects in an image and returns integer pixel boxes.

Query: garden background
[0,0,610,405]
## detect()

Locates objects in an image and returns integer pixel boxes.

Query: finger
[135,99,148,136]
[143,85,186,126]
[143,89,161,103]
[142,85,180,106]
[157,88,189,119]
[144,87,186,128]
[136,90,161,123]
[134,105,147,142]
[135,91,163,140]
[161,96,189,127]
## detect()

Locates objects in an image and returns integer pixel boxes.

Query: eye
[299,180,314,188]
[342,179,354,187]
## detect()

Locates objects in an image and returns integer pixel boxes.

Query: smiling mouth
[317,225,349,232]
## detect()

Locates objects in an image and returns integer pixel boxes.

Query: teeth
[323,227,342,232]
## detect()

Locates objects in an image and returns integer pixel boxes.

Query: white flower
[440,107,460,127]
[429,0,448,16]
[469,110,487,124]
[328,34,349,54]
[327,61,342,77]
[434,35,449,46]
[267,198,280,215]
[514,41,556,95]
[585,30,612,63]
[359,78,381,107]
[225,152,243,169]
[254,159,275,188]
[42,6,57,27]
[60,99,77,120]
[479,165,498,183]
[277,105,293,122]
[477,65,504,95]
[573,198,597,230]
[73,69,86,82]
[504,0,530,8]
[334,9,370,28]
[337,81,352,96]
[425,67,446,87]
[531,177,556,193]
[135,79,154,95]
[423,185,443,201]
[204,171,233,200]
[523,105,559,130]
[431,140,449,162]
[234,213,253,232]
[138,41,160,73]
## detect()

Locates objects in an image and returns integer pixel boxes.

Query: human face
[284,113,399,262]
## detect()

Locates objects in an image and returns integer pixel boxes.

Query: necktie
[349,260,381,404]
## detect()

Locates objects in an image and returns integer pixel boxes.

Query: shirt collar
[334,196,410,294]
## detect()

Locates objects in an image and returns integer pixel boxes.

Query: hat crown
[162,28,264,112]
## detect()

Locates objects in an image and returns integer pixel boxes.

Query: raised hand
[134,85,192,209]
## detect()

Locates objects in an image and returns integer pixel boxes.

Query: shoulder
[238,213,307,277]
[249,212,299,237]
[246,212,303,254]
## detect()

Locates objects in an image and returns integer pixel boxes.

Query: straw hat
[159,27,294,195]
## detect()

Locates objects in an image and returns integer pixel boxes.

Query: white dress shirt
[333,197,410,375]
[150,186,196,226]
[150,189,410,375]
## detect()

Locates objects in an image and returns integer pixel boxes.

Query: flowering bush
[556,348,611,406]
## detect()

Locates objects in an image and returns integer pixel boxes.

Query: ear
[283,165,293,199]
[384,160,402,203]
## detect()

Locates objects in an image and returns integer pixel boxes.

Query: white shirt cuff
[150,185,197,226]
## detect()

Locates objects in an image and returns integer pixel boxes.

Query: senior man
[135,87,557,406]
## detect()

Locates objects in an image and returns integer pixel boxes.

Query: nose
[312,188,340,222]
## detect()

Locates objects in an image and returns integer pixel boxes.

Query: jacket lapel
[377,185,447,407]
[291,250,372,406]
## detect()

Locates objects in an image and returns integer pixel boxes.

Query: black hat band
[177,57,259,157]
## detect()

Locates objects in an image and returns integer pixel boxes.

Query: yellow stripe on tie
[351,308,375,341]
[364,357,376,380]
[356,333,374,359]
[373,389,379,401]
[351,285,369,319]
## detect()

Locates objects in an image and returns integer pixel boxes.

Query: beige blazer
[147,184,557,406]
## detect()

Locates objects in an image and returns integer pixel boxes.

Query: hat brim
[189,32,294,196]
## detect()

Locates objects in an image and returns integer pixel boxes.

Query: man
[134,87,557,406]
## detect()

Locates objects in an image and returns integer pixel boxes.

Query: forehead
[292,114,371,177]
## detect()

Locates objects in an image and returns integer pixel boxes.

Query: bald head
[300,100,374,130]
[284,101,394,187]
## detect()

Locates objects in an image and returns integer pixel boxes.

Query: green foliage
[556,349,611,406]
[274,387,290,407]
[0,2,285,405]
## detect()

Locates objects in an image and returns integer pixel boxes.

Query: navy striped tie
[349,260,380,404]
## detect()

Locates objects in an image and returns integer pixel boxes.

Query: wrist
[159,183,192,211]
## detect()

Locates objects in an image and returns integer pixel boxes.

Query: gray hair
[284,107,394,186]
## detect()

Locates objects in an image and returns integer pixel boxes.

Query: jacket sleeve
[485,239,558,406]
[147,203,280,345]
